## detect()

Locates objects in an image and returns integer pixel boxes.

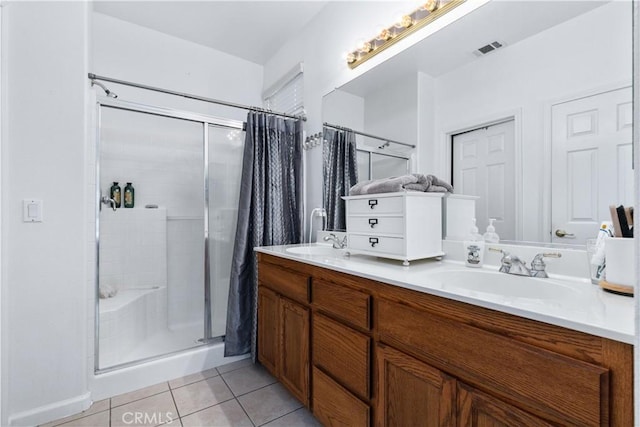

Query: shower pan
[95,99,244,371]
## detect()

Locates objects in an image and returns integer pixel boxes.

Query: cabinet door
[313,366,370,427]
[280,297,310,406]
[257,287,279,376]
[457,383,552,427]
[376,344,456,427]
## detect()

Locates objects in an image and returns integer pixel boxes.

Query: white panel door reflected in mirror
[452,120,516,241]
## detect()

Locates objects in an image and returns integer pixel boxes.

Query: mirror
[322,1,633,245]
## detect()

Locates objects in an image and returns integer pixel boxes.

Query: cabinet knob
[368,199,378,209]
[369,237,379,247]
[369,218,378,228]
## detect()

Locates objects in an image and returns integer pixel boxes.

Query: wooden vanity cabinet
[457,383,552,427]
[257,260,310,406]
[376,343,456,427]
[256,253,633,427]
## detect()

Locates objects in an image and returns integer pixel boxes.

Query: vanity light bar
[346,0,466,69]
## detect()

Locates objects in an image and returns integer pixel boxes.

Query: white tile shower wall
[99,109,204,219]
[167,219,204,330]
[99,208,168,291]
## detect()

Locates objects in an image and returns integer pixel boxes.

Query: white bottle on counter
[483,218,500,243]
[464,218,485,268]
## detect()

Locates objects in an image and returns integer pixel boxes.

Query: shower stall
[95,98,244,371]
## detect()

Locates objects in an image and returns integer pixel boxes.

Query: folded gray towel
[349,174,417,195]
[426,174,453,193]
[348,173,453,196]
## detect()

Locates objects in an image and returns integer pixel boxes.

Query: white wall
[92,12,263,121]
[428,1,632,241]
[364,75,418,148]
[323,89,364,131]
[2,2,91,425]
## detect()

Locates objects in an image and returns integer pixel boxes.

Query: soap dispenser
[483,218,500,243]
[464,218,485,268]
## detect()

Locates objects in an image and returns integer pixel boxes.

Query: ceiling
[93,1,329,65]
[340,1,608,97]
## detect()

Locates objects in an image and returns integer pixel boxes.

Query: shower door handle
[101,195,117,212]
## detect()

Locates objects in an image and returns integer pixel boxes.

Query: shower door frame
[94,97,244,373]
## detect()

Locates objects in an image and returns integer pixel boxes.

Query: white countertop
[256,244,635,344]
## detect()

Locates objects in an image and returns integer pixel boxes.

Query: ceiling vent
[473,41,504,57]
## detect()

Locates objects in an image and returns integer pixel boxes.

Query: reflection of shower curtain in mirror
[226,112,303,357]
[323,128,358,231]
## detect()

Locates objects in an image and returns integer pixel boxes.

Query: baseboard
[8,392,91,427]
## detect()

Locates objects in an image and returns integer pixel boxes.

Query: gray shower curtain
[225,111,303,357]
[323,128,358,231]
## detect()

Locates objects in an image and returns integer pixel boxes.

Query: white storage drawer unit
[344,192,444,265]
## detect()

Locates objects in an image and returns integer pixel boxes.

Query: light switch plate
[23,199,43,222]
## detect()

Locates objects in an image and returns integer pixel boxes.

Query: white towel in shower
[99,284,118,299]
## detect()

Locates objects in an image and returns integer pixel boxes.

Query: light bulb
[376,28,391,41]
[422,0,439,12]
[359,41,372,53]
[346,52,356,63]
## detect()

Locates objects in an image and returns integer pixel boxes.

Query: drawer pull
[368,199,378,209]
[368,218,378,228]
[369,237,379,247]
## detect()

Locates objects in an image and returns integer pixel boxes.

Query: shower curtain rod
[323,122,415,148]
[88,73,307,122]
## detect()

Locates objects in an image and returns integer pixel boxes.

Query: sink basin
[425,269,581,301]
[285,246,340,256]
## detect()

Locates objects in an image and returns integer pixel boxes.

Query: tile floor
[41,359,322,427]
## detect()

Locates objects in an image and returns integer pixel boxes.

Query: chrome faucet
[100,195,117,212]
[530,252,562,278]
[489,248,562,278]
[323,233,347,249]
[489,248,530,276]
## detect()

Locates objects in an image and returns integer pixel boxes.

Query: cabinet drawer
[258,262,309,304]
[312,279,370,330]
[377,298,609,426]
[347,196,404,214]
[347,215,404,235]
[349,234,404,255]
[313,313,370,399]
[312,366,370,427]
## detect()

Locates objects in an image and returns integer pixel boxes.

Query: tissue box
[605,238,636,288]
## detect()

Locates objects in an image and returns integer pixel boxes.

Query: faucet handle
[488,247,509,259]
[532,252,562,264]
[531,252,562,275]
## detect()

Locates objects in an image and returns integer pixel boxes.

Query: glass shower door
[207,125,245,337]
[97,106,205,369]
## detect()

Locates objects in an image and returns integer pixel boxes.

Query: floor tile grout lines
[216,371,256,427]
[167,381,182,423]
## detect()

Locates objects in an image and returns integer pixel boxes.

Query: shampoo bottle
[110,182,121,208]
[124,182,135,208]
[483,218,500,243]
[464,218,485,268]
